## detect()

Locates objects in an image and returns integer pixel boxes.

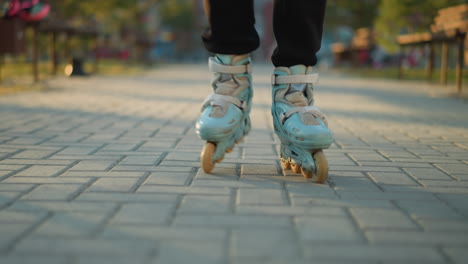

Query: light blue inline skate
[271,65,333,183]
[196,54,253,173]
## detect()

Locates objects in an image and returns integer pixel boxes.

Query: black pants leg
[271,0,327,67]
[202,0,327,67]
[202,0,260,55]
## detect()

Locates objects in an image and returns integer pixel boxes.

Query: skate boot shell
[196,54,253,173]
[271,65,333,183]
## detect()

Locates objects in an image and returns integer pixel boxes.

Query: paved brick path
[0,64,467,264]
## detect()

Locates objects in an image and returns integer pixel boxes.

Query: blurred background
[0,0,467,90]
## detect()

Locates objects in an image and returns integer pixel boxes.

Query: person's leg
[202,0,260,55]
[271,0,327,67]
[270,0,332,183]
[197,0,257,173]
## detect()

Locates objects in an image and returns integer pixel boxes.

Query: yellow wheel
[281,158,291,170]
[215,154,225,163]
[201,142,216,173]
[291,163,301,174]
[301,167,314,179]
[313,151,328,184]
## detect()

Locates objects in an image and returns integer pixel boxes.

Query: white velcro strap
[272,73,319,85]
[281,106,328,125]
[203,94,244,110]
[209,57,251,74]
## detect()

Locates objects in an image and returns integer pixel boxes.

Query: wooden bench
[397,4,467,93]
[331,27,375,66]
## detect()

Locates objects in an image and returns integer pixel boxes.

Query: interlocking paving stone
[145,171,192,185]
[366,230,468,245]
[111,203,175,225]
[14,165,68,177]
[295,216,362,242]
[21,184,83,201]
[178,195,231,213]
[87,178,139,192]
[174,214,291,228]
[301,244,445,262]
[100,225,227,241]
[443,247,468,264]
[230,229,298,258]
[0,65,467,263]
[155,241,224,264]
[32,211,108,237]
[0,255,69,264]
[350,207,417,229]
[237,188,285,205]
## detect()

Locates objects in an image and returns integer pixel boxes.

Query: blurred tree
[325,0,380,30]
[47,0,161,31]
[158,0,195,31]
[375,0,466,53]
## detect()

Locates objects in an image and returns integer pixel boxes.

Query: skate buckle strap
[209,58,251,74]
[272,73,319,85]
[203,94,246,111]
[280,106,328,126]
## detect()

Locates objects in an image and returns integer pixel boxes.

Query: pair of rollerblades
[195,54,333,183]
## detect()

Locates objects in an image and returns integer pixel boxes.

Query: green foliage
[158,0,195,31]
[48,0,161,32]
[326,0,380,29]
[374,0,466,53]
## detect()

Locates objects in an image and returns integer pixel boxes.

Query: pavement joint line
[130,171,152,193]
[91,203,123,239]
[88,143,108,155]
[0,184,38,211]
[130,140,147,152]
[42,146,68,159]
[281,182,292,207]
[433,193,467,218]
[167,194,184,226]
[375,149,393,162]
[52,160,81,178]
[363,172,385,192]
[148,128,160,138]
[67,177,99,202]
[34,135,57,146]
[75,132,94,143]
[104,156,126,171]
[0,149,25,162]
[438,245,458,264]
[0,164,32,181]
[275,159,284,177]
[392,200,425,231]
[153,151,169,167]
[114,129,130,140]
[431,163,460,181]
[343,207,369,244]
[229,188,237,214]
[398,167,424,187]
[183,167,199,186]
[4,211,53,253]
[225,228,233,262]
[171,137,183,149]
[344,152,360,166]
[290,214,305,260]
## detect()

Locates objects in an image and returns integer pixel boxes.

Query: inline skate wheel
[313,150,328,184]
[281,158,291,170]
[201,142,216,173]
[301,167,314,179]
[291,163,301,173]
